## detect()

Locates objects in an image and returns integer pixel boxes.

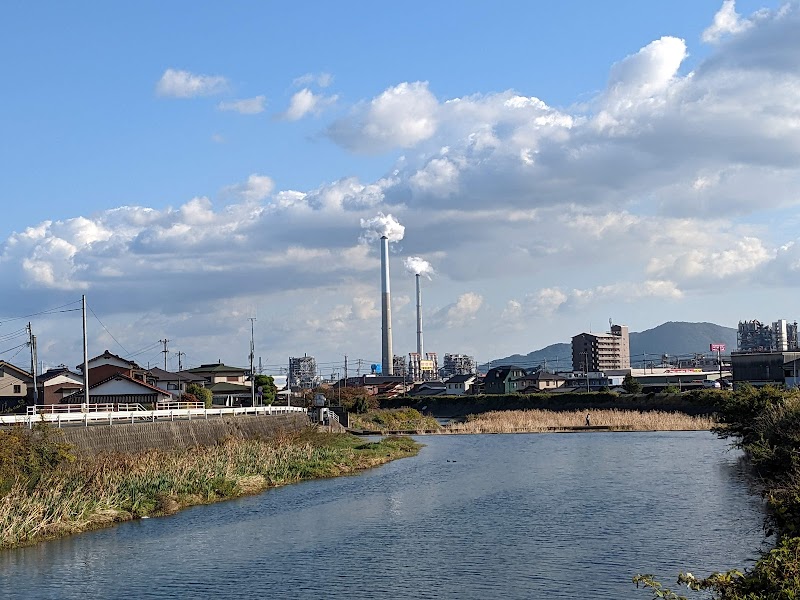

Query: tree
[253,375,277,405]
[622,373,642,394]
[186,383,213,408]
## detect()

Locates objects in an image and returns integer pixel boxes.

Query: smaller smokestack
[416,273,423,358]
[380,236,393,375]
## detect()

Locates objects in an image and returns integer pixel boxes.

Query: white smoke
[404,256,435,279]
[359,212,405,242]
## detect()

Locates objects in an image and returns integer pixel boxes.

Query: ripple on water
[1,431,767,600]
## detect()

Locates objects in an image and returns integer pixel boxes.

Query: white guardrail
[1,404,307,428]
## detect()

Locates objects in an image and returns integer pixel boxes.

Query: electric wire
[0,299,82,325]
[0,341,29,357]
[87,304,130,357]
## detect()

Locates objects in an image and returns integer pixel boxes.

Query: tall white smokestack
[416,273,423,358]
[381,235,394,375]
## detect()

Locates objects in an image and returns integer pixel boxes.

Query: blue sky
[1,0,797,374]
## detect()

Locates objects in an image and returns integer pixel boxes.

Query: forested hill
[485,321,737,371]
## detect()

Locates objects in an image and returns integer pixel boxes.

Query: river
[1,431,767,599]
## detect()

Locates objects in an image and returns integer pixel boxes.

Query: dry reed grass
[443,409,716,434]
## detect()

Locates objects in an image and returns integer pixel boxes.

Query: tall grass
[0,429,418,550]
[444,409,716,434]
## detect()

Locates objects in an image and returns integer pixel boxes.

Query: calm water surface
[1,431,767,599]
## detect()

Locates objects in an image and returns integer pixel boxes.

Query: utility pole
[175,351,185,401]
[28,323,39,405]
[159,339,169,370]
[249,318,256,407]
[583,352,590,393]
[82,294,89,411]
[344,355,348,387]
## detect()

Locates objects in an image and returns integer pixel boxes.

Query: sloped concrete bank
[57,413,309,454]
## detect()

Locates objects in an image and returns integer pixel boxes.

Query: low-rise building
[731,351,800,387]
[0,361,33,410]
[146,367,206,397]
[484,366,526,394]
[38,365,83,405]
[515,371,567,392]
[62,372,172,406]
[444,374,477,395]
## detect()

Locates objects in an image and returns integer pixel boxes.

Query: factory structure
[289,354,317,390]
[737,319,798,353]
[441,353,477,377]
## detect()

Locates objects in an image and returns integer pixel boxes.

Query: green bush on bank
[0,424,73,496]
[349,408,440,432]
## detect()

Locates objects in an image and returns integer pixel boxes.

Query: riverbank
[0,426,419,550]
[348,407,715,434]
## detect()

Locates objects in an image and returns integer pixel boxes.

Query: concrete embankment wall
[57,413,309,455]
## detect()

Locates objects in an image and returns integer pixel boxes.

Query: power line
[0,341,29,356]
[0,300,82,325]
[0,327,29,343]
[88,304,130,356]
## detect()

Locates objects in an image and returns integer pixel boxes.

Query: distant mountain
[484,321,737,372]
[630,321,737,360]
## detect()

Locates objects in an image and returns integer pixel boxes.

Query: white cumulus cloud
[702,0,752,43]
[282,89,337,121]
[155,68,228,98]
[218,95,266,114]
[328,81,439,153]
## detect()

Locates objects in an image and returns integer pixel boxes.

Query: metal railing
[156,401,205,410]
[4,405,307,428]
[26,402,149,415]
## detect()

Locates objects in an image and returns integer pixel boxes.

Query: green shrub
[186,384,213,408]
[0,424,73,496]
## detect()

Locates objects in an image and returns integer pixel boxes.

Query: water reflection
[1,432,766,599]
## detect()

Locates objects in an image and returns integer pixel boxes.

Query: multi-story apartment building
[571,324,630,372]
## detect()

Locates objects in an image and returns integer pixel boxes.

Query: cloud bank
[5,1,800,367]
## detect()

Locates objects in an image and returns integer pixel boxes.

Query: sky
[1,0,799,376]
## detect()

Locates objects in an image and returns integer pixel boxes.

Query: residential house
[185,362,252,406]
[444,374,476,395]
[408,381,447,397]
[79,350,148,386]
[0,361,33,411]
[483,366,527,394]
[146,367,206,397]
[62,372,172,406]
[515,371,566,393]
[38,365,84,405]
